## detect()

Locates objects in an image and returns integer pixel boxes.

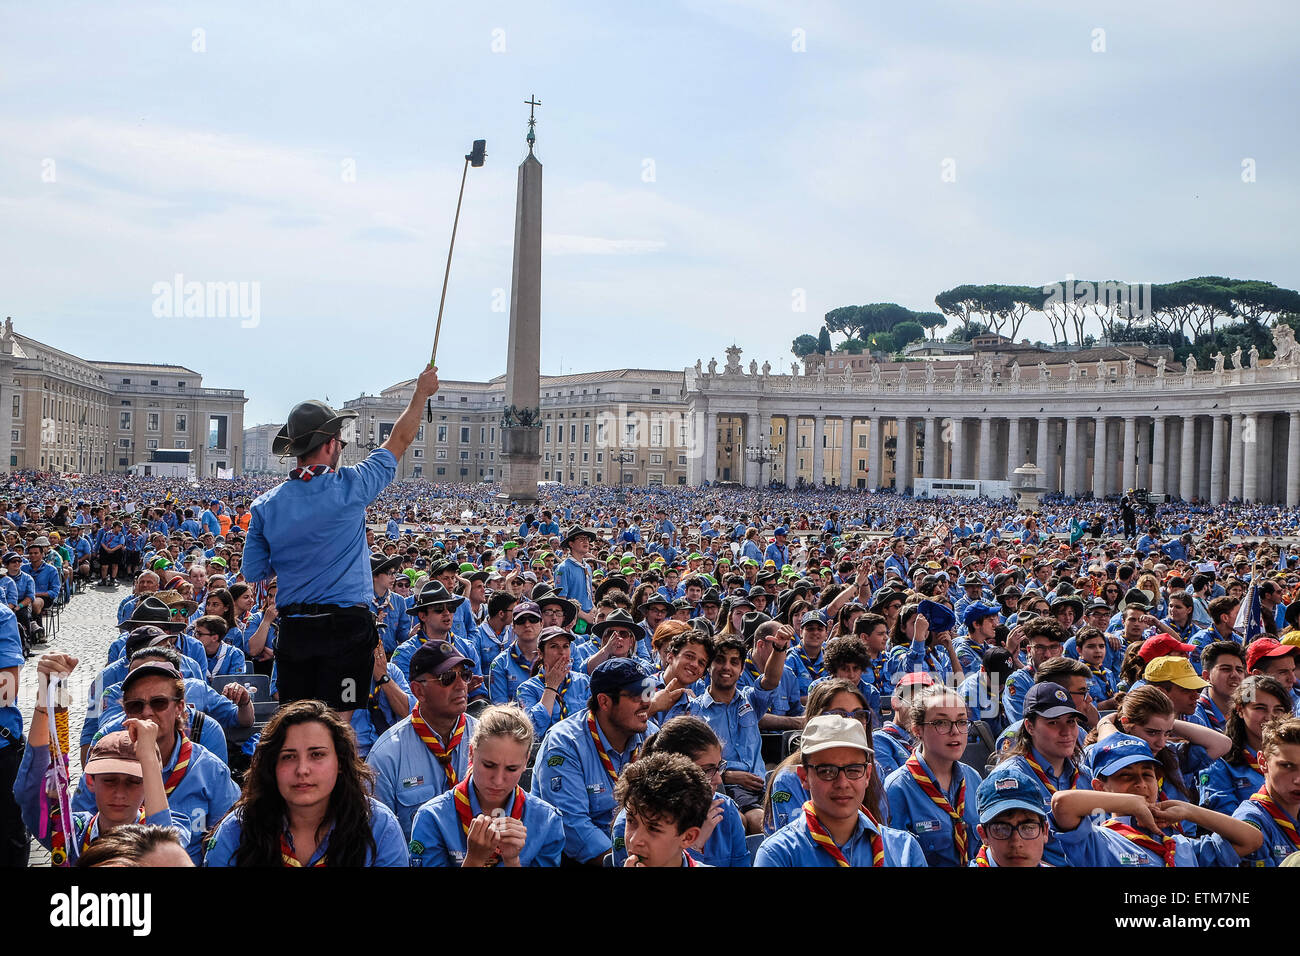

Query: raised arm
[382,365,441,461]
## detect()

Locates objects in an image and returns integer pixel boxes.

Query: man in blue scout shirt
[553,526,598,627]
[243,363,438,714]
[530,657,656,864]
[970,764,1052,867]
[755,714,927,867]
[370,552,411,656]
[764,526,791,571]
[689,627,791,833]
[392,581,482,694]
[475,591,516,675]
[24,539,62,640]
[366,640,475,840]
[739,617,804,731]
[488,601,543,704]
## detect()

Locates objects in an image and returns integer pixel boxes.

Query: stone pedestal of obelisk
[500,149,542,503]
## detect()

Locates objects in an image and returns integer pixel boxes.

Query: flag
[1235,580,1264,644]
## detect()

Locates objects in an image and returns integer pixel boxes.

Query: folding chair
[745,832,765,866]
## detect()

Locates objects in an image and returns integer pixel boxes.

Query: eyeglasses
[823,708,871,723]
[697,760,727,778]
[918,718,971,735]
[984,820,1044,841]
[122,695,180,716]
[414,663,474,687]
[805,762,869,781]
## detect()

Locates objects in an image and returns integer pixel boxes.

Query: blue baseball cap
[976,765,1049,824]
[961,600,1002,628]
[590,657,651,699]
[799,609,828,628]
[1090,733,1160,778]
[1022,681,1084,721]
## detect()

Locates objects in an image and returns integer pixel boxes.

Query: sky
[2,0,1298,425]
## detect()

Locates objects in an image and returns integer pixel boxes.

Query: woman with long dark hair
[1200,675,1291,815]
[204,700,407,866]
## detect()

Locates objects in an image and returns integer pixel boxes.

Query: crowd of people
[5,384,1300,869]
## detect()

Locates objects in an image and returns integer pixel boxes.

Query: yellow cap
[1143,655,1209,690]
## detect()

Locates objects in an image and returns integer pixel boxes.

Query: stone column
[783,415,797,486]
[1257,414,1274,503]
[1288,412,1300,507]
[1005,417,1020,481]
[977,416,992,481]
[841,416,853,488]
[744,412,761,487]
[1242,412,1259,503]
[1151,416,1166,496]
[933,416,947,479]
[1135,418,1151,490]
[868,416,882,490]
[703,410,718,484]
[1210,415,1225,503]
[1121,415,1137,493]
[1091,417,1106,498]
[1063,417,1079,496]
[812,414,826,487]
[1228,414,1244,501]
[896,418,912,492]
[1037,417,1050,482]
[1179,416,1196,500]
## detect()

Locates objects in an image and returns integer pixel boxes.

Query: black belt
[280,602,362,616]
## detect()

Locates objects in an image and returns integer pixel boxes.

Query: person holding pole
[242,364,440,716]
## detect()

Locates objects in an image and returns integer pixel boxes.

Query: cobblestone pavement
[20,582,129,865]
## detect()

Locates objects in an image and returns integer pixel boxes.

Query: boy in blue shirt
[615,752,715,867]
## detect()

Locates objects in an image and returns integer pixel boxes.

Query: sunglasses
[122,695,180,716]
[415,663,474,687]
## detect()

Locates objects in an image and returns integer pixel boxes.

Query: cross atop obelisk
[525,94,541,153]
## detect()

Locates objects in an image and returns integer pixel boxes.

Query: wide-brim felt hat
[535,591,579,628]
[410,580,466,612]
[119,595,189,633]
[595,575,630,602]
[561,525,599,547]
[590,609,645,643]
[370,552,403,576]
[273,400,358,457]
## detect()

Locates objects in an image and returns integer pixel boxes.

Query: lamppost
[746,436,778,488]
[611,447,634,488]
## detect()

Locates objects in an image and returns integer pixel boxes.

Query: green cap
[503,541,518,550]
[459,562,476,573]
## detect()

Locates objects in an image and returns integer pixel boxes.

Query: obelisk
[500,95,543,502]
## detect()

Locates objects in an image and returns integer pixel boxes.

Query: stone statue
[1039,361,1049,382]
[1230,346,1243,370]
[1125,356,1136,379]
[953,364,965,387]
[694,359,702,374]
[791,361,800,376]
[761,360,771,376]
[1212,351,1225,373]
[725,345,742,373]
[1068,359,1079,382]
[871,363,882,387]
[1156,355,1166,378]
[898,364,908,389]
[707,357,717,375]
[843,363,854,385]
[1009,361,1020,384]
[925,362,936,385]
[1096,358,1108,379]
[1249,345,1259,368]
[981,359,993,384]
[749,359,758,376]
[1185,354,1197,376]
[1272,324,1297,366]
[816,363,826,383]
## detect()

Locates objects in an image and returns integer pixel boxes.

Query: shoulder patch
[1007,684,1018,696]
[546,755,565,767]
[205,833,218,852]
[408,840,425,856]
[612,836,625,849]
[772,790,791,804]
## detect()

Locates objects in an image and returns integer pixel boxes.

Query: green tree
[817,327,833,353]
[866,331,896,353]
[893,320,924,346]
[915,311,947,339]
[834,337,868,354]
[791,334,819,358]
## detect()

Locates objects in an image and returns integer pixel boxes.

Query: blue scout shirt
[204,796,408,866]
[766,763,892,834]
[0,574,17,608]
[488,643,536,705]
[952,637,991,675]
[755,808,927,867]
[1002,748,1092,867]
[26,562,60,600]
[884,640,955,699]
[408,777,564,867]
[8,570,34,606]
[106,632,208,673]
[1187,627,1239,673]
[350,663,415,757]
[474,621,512,675]
[204,642,247,680]
[0,604,23,749]
[1199,757,1263,816]
[1053,812,1239,867]
[553,557,594,612]
[365,713,476,840]
[530,708,652,862]
[72,732,239,864]
[1001,666,1037,722]
[687,685,774,777]
[79,657,208,749]
[957,672,1009,739]
[884,752,983,867]
[612,790,749,867]
[516,670,592,738]
[95,703,229,767]
[788,645,826,701]
[451,599,477,643]
[872,722,914,779]
[1233,794,1300,867]
[243,449,397,608]
[737,659,802,719]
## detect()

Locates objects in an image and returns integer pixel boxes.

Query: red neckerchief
[1101,818,1177,867]
[411,707,466,786]
[163,737,193,796]
[281,832,326,867]
[289,464,336,481]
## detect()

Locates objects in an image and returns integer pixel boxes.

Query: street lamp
[610,447,634,487]
[746,436,778,488]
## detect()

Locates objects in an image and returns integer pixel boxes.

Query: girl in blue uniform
[408,704,563,866]
[1051,733,1262,867]
[204,699,408,866]
[1233,716,1300,866]
[764,679,887,834]
[1200,675,1290,814]
[613,716,748,866]
[884,685,983,866]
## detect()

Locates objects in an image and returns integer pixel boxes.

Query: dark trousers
[0,738,29,867]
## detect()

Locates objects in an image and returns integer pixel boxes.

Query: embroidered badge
[547,755,565,767]
[408,840,425,856]
[915,820,943,833]
[994,777,1018,791]
[772,791,791,804]
[401,775,425,789]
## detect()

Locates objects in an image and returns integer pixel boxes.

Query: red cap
[895,672,936,690]
[1138,635,1194,663]
[1246,638,1300,673]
